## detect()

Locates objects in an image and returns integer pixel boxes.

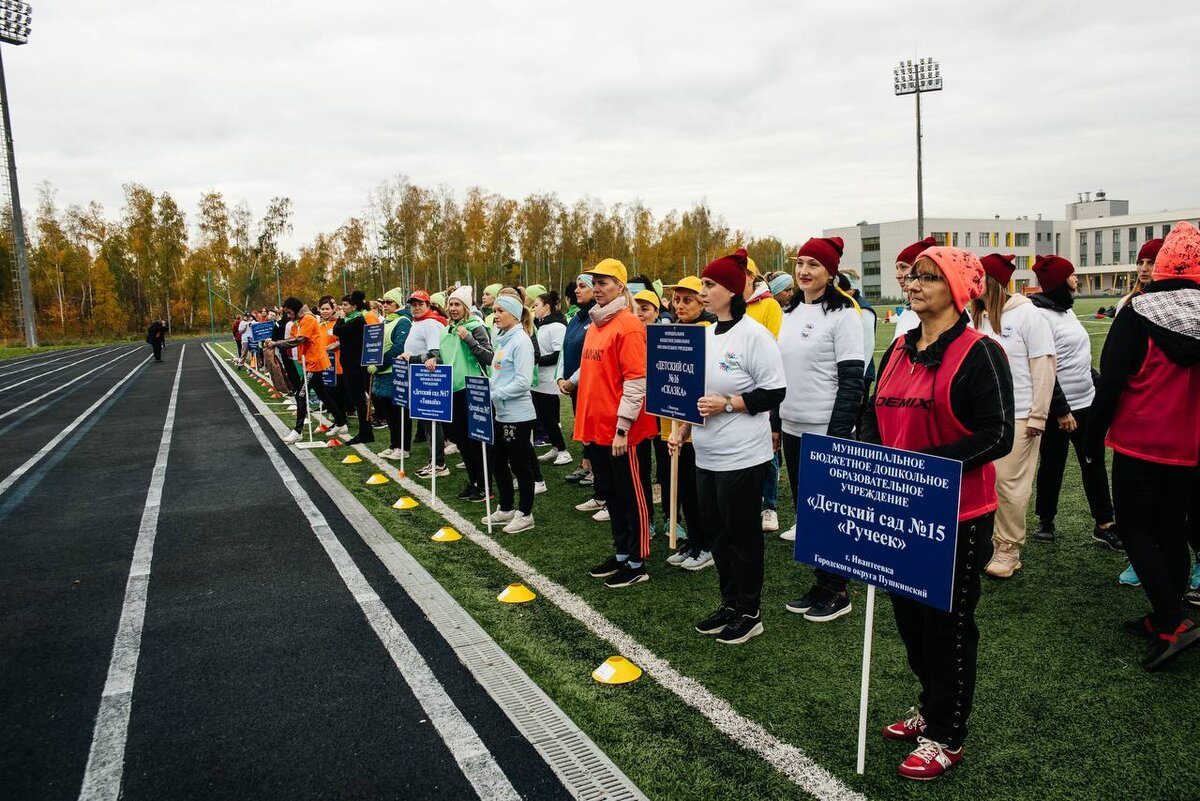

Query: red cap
[1153,221,1200,284]
[1137,238,1164,264]
[896,236,938,267]
[1032,255,1075,292]
[980,253,1017,285]
[795,237,844,275]
[702,251,750,297]
[917,247,985,313]
[407,290,431,303]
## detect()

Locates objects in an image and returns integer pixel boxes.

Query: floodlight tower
[0,0,34,347]
[893,57,942,240]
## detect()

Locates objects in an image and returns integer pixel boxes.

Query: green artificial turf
[215,338,1200,801]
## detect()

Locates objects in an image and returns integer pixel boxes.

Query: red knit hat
[702,251,750,297]
[1152,221,1200,284]
[1137,238,1164,264]
[916,247,985,313]
[795,237,844,275]
[896,236,938,267]
[980,253,1017,285]
[1032,255,1075,292]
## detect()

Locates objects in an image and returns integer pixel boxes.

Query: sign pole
[431,417,438,503]
[856,584,877,775]
[668,419,680,550]
[301,356,314,443]
[482,441,493,534]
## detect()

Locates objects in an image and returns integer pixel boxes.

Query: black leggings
[699,461,769,613]
[447,390,484,489]
[531,392,566,451]
[654,438,706,550]
[782,431,848,594]
[489,419,537,515]
[371,392,409,450]
[295,371,346,432]
[342,366,371,433]
[1034,405,1114,526]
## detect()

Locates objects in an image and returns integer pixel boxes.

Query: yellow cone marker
[365,473,390,485]
[592,656,642,685]
[431,526,462,542]
[496,583,536,603]
[341,454,362,465]
[392,496,420,510]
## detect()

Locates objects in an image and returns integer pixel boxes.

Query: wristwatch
[616,428,628,438]
[723,396,735,414]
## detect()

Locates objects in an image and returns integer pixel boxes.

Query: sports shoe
[681,550,714,571]
[1186,589,1200,609]
[575,497,605,512]
[578,473,595,487]
[281,430,302,445]
[347,433,376,445]
[695,606,738,635]
[1190,563,1200,591]
[785,587,824,614]
[466,488,491,503]
[444,442,459,455]
[604,562,649,588]
[533,481,547,495]
[564,468,588,483]
[1142,619,1200,671]
[455,461,465,469]
[804,592,852,622]
[503,513,535,534]
[553,450,574,466]
[985,543,1021,578]
[1123,615,1156,640]
[761,509,779,532]
[897,737,962,780]
[417,463,450,479]
[537,448,560,463]
[652,484,662,505]
[666,541,692,566]
[1118,563,1141,587]
[589,556,623,578]
[716,612,763,645]
[882,707,927,741]
[780,524,796,542]
[371,419,389,429]
[592,507,610,522]
[380,448,403,460]
[456,484,477,500]
[1092,524,1123,551]
[481,509,515,525]
[326,424,349,437]
[1033,519,1055,543]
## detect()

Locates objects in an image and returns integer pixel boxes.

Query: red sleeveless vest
[874,328,999,521]
[1106,340,1200,466]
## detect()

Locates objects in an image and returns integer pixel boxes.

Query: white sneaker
[537,448,560,463]
[455,462,466,469]
[780,525,796,542]
[592,507,610,522]
[379,448,401,460]
[327,424,349,437]
[534,481,547,495]
[481,509,516,525]
[281,430,302,445]
[682,550,714,571]
[666,543,691,566]
[444,442,459,455]
[553,450,574,466]
[761,509,779,532]
[575,498,605,512]
[503,513,535,533]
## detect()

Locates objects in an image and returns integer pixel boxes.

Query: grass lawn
[0,337,142,362]
[216,335,1199,801]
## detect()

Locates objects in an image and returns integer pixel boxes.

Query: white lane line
[0,346,104,377]
[0,349,139,424]
[202,344,522,801]
[243,355,866,801]
[77,347,185,801]
[0,347,122,394]
[0,355,152,500]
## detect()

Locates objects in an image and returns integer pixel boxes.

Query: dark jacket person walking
[146,319,167,362]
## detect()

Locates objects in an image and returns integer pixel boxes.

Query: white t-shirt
[777,302,864,437]
[239,320,253,342]
[861,306,877,371]
[1037,306,1095,410]
[690,317,786,472]
[891,308,921,342]
[973,297,1055,419]
[533,320,566,394]
[405,317,446,361]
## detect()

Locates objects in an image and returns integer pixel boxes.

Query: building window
[1005,232,1013,247]
[1129,227,1137,244]
[992,233,999,247]
[1129,249,1136,264]
[861,236,880,252]
[932,232,947,246]
[1079,232,1088,256]
[1162,224,1171,238]
[1094,230,1103,249]
[1055,233,1061,253]
[1080,254,1088,267]
[863,261,881,277]
[950,232,957,247]
[1145,226,1154,240]
[980,232,989,246]
[1015,232,1030,247]
[1113,230,1121,256]
[965,232,972,247]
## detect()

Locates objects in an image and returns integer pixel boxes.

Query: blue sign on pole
[321,367,336,387]
[392,363,411,409]
[464,375,493,444]
[251,321,275,342]
[409,364,453,423]
[361,322,385,366]
[645,324,706,426]
[794,434,962,612]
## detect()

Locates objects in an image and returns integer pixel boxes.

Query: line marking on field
[217,344,867,801]
[0,346,117,393]
[78,346,186,801]
[0,348,139,424]
[202,345,523,801]
[0,355,152,501]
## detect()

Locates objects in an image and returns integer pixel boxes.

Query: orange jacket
[573,303,658,446]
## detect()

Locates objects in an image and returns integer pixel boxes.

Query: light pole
[0,1,35,347]
[894,57,942,240]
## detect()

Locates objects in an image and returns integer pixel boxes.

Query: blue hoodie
[490,324,536,423]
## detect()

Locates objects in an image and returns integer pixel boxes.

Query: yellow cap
[666,275,703,294]
[633,289,661,309]
[746,255,759,276]
[585,258,628,284]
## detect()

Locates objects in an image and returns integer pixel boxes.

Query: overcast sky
[11,1,1200,251]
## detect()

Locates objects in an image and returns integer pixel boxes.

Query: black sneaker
[1034,520,1055,543]
[1123,615,1155,640]
[785,586,824,615]
[604,563,649,588]
[589,556,623,578]
[456,484,478,500]
[695,606,738,635]
[1092,524,1124,551]
[467,489,492,503]
[1186,589,1200,609]
[347,433,375,445]
[803,592,853,622]
[1142,619,1200,671]
[717,612,764,645]
[372,420,389,430]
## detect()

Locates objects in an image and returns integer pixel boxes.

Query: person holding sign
[669,253,786,643]
[432,286,493,500]
[373,289,414,459]
[333,291,381,444]
[532,291,573,466]
[317,297,352,438]
[481,295,538,533]
[270,298,350,446]
[860,246,1013,779]
[400,291,450,477]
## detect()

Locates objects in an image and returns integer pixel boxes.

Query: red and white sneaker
[882,707,927,741]
[897,737,962,780]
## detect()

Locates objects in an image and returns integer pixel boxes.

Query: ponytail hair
[520,305,534,337]
[342,290,369,310]
[731,294,747,322]
[541,290,560,312]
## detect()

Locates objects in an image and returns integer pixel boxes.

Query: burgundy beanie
[980,253,1017,285]
[896,236,938,267]
[795,237,844,275]
[1032,255,1075,292]
[702,250,750,297]
[1137,238,1164,264]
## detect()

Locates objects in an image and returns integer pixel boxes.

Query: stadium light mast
[0,0,34,347]
[894,57,942,240]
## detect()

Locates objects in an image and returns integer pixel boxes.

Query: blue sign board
[645,324,706,426]
[361,322,385,366]
[464,375,494,444]
[321,367,336,387]
[794,434,962,612]
[251,321,275,342]
[409,364,453,423]
[392,363,411,409]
